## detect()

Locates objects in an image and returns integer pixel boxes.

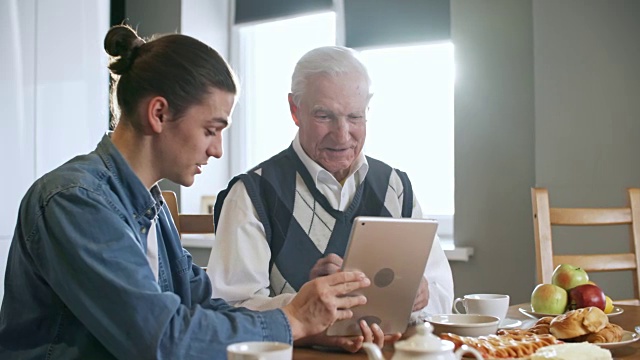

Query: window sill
[181,234,214,249]
[444,247,474,262]
[440,238,474,262]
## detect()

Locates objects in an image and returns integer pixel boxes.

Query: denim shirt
[0,134,292,359]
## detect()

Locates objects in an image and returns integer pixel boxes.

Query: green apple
[551,264,589,291]
[531,283,568,314]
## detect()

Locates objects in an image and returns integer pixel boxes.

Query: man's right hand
[294,320,401,353]
[281,271,370,340]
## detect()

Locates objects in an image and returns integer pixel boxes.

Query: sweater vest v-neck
[214,146,413,295]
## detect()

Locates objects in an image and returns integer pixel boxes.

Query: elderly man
[207,46,454,321]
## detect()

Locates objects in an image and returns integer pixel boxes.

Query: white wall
[0,0,109,301]
[179,0,232,214]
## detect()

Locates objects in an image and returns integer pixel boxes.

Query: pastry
[549,307,608,339]
[529,324,551,335]
[573,323,624,343]
[440,332,560,359]
[536,316,555,326]
[528,317,554,335]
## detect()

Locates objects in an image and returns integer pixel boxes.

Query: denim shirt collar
[95,133,164,221]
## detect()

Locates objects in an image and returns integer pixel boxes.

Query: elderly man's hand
[295,321,401,353]
[412,276,429,311]
[282,271,370,340]
[309,253,343,279]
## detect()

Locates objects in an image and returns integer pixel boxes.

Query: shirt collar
[96,133,164,220]
[292,132,369,187]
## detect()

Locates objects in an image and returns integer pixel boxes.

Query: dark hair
[104,25,238,129]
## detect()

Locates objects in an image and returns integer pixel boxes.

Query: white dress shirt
[145,217,159,282]
[207,133,454,316]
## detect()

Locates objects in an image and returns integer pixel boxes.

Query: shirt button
[140,227,147,234]
[146,209,152,215]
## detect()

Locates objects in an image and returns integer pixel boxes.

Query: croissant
[573,323,624,343]
[549,307,608,339]
[535,316,555,326]
[529,323,551,335]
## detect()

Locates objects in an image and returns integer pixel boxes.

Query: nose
[207,136,223,159]
[332,117,351,142]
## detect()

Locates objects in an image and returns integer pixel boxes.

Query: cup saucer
[499,318,522,329]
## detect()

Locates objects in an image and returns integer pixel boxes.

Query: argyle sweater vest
[214,146,413,296]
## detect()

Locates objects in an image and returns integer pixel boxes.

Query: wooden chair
[531,187,640,305]
[162,191,214,271]
[161,191,215,237]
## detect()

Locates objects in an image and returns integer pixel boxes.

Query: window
[360,43,455,242]
[229,12,336,175]
[230,14,455,243]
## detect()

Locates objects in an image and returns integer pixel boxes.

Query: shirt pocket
[173,253,191,276]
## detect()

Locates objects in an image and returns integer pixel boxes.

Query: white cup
[227,341,292,360]
[452,294,510,323]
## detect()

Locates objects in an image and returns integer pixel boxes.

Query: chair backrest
[161,191,215,237]
[531,187,640,304]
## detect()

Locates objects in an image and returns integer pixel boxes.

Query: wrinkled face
[290,73,369,182]
[158,88,235,187]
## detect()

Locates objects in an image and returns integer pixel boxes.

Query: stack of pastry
[500,307,623,343]
[534,307,623,343]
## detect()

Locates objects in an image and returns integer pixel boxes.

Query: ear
[288,93,300,127]
[145,96,170,134]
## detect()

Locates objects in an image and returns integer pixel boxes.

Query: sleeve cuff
[259,309,293,344]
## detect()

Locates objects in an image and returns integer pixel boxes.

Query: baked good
[530,342,612,360]
[496,329,533,337]
[528,317,554,335]
[536,316,555,326]
[440,332,560,359]
[549,307,608,339]
[573,323,624,343]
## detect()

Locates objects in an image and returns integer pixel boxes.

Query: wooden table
[293,303,640,359]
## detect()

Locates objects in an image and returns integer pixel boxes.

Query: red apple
[551,264,589,291]
[568,284,606,311]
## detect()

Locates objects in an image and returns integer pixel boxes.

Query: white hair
[290,46,372,106]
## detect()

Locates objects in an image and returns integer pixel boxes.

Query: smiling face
[157,87,235,187]
[289,72,370,182]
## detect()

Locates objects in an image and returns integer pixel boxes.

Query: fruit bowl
[518,303,624,319]
[425,314,500,337]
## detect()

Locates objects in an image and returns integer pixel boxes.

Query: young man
[0,26,376,359]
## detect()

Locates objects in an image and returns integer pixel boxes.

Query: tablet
[326,216,438,336]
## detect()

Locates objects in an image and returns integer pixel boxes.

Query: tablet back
[327,216,438,336]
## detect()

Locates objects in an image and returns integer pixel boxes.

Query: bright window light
[360,43,455,219]
[232,12,336,172]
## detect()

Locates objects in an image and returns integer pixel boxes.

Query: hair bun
[104,25,145,75]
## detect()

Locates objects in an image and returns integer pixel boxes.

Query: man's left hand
[309,253,343,279]
[412,277,429,311]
